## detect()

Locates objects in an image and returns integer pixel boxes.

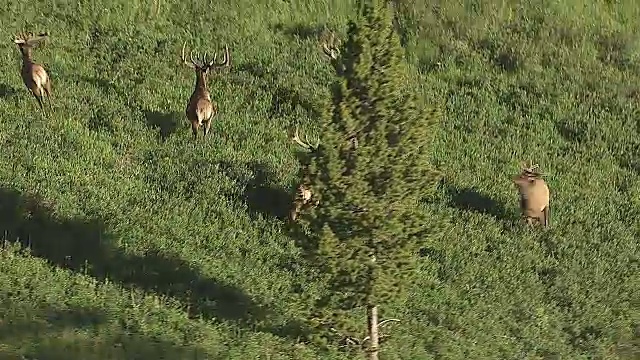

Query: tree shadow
[218,161,293,222]
[144,110,182,141]
[272,23,327,41]
[0,304,106,341]
[117,249,266,324]
[0,83,17,98]
[235,61,269,80]
[555,119,587,144]
[270,86,322,120]
[445,185,511,220]
[0,187,265,326]
[0,302,209,359]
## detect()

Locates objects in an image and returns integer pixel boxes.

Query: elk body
[290,127,320,222]
[512,164,550,228]
[14,32,52,112]
[320,29,341,60]
[181,42,230,140]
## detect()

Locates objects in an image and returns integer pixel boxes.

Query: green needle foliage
[299,0,444,347]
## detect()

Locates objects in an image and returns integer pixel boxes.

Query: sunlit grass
[0,0,637,359]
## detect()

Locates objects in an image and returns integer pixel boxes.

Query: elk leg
[191,122,199,140]
[203,119,211,138]
[44,80,53,111]
[31,90,44,112]
[290,201,302,222]
[542,206,550,228]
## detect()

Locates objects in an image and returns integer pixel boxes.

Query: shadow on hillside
[271,23,326,40]
[0,303,208,359]
[236,62,269,80]
[446,185,511,220]
[218,161,293,222]
[0,304,106,341]
[232,62,322,121]
[619,157,640,175]
[555,120,587,144]
[144,110,182,141]
[0,83,17,98]
[271,86,322,120]
[0,187,265,326]
[476,38,522,72]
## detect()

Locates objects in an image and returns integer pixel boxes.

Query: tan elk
[512,163,550,228]
[320,29,340,60]
[13,32,52,112]
[290,127,320,222]
[180,41,230,140]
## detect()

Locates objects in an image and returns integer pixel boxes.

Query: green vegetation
[0,0,638,359]
[298,1,443,357]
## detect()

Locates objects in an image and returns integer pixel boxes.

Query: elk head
[292,126,320,152]
[14,31,48,57]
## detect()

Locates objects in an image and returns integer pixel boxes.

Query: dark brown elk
[290,127,320,222]
[512,163,550,228]
[14,32,52,112]
[181,42,230,140]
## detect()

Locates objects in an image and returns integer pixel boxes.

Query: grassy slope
[0,0,638,359]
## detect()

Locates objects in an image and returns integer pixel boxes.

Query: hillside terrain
[0,0,638,359]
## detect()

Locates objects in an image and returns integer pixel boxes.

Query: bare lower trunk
[367,304,379,360]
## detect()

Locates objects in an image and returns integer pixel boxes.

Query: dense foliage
[299,0,444,347]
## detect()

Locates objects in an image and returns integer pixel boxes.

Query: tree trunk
[367,304,379,360]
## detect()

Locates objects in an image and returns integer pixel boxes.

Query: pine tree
[299,0,444,358]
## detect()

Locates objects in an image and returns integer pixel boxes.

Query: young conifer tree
[298,0,443,358]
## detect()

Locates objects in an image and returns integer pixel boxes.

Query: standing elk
[13,32,52,112]
[512,163,550,228]
[290,127,320,222]
[180,41,230,140]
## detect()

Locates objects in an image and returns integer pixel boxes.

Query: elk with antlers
[290,127,320,222]
[320,29,341,60]
[512,163,550,228]
[180,41,230,140]
[14,32,52,112]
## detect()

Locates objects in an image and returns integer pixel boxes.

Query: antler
[292,126,319,151]
[181,41,200,69]
[321,31,340,60]
[520,161,543,177]
[14,31,48,45]
[208,45,231,69]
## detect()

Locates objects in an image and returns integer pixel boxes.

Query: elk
[320,29,341,60]
[290,127,320,222]
[180,41,230,140]
[14,32,52,112]
[512,163,550,228]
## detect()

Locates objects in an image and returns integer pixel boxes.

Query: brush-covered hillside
[0,0,638,359]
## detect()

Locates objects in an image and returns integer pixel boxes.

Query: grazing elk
[512,163,550,228]
[13,32,52,112]
[290,127,320,222]
[180,41,230,140]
